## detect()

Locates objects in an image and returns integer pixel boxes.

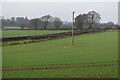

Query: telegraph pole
[0,16,4,29]
[72,12,75,45]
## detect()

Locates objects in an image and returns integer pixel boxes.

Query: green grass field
[2,31,118,78]
[2,26,23,29]
[2,30,69,38]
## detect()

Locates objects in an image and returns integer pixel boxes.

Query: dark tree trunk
[44,26,47,29]
[21,26,24,30]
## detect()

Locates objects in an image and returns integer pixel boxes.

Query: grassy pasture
[2,30,70,38]
[2,32,118,78]
[2,26,22,29]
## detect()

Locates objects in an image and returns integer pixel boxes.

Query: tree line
[2,15,63,29]
[1,11,118,30]
[75,11,119,29]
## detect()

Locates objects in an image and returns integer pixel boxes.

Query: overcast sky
[2,2,118,23]
[2,0,119,2]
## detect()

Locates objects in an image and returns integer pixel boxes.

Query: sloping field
[2,30,69,38]
[2,32,118,78]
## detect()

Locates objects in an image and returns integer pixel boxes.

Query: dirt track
[2,61,119,71]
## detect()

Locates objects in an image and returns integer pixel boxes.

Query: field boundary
[2,29,105,45]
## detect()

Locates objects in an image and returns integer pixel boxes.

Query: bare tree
[75,14,88,30]
[87,11,101,29]
[53,17,63,29]
[16,17,28,29]
[75,11,101,30]
[40,15,53,29]
[29,18,39,29]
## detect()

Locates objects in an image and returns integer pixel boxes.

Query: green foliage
[2,26,22,29]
